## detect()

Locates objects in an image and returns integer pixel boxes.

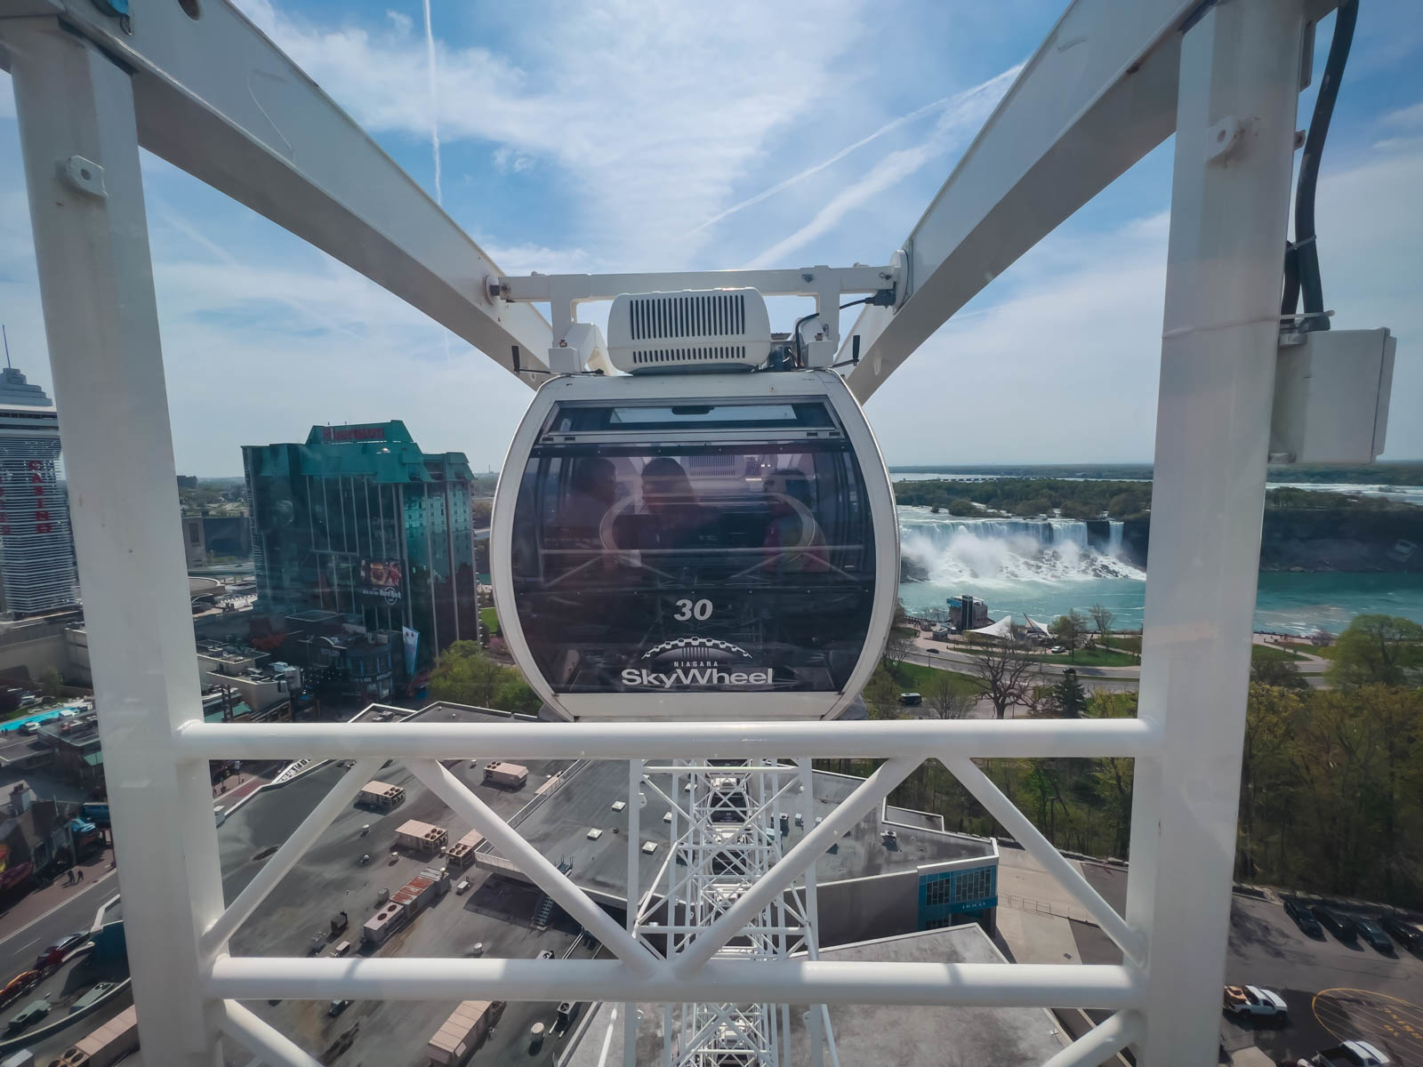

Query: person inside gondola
[637,457,711,556]
[761,468,829,574]
[560,457,617,544]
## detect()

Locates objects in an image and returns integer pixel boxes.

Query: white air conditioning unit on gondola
[606,288,772,374]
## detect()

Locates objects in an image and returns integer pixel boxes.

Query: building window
[953,866,994,904]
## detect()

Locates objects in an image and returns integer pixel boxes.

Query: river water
[895,508,1423,635]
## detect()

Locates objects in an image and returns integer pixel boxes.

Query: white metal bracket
[61,154,107,198]
[496,264,900,373]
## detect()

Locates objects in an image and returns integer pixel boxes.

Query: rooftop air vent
[607,288,772,374]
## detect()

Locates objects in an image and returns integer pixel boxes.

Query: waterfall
[898,509,1144,585]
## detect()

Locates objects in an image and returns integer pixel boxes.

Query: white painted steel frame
[0,0,554,380]
[1126,1,1310,1062]
[488,370,901,722]
[0,0,1326,1064]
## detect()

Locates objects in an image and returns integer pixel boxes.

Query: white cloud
[233,0,870,269]
[868,143,1423,463]
[492,147,533,175]
[1380,100,1423,128]
[746,67,1019,269]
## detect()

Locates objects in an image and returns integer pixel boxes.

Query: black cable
[1286,0,1358,330]
[792,309,820,368]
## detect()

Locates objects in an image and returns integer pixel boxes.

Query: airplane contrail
[689,66,1020,239]
[422,0,443,205]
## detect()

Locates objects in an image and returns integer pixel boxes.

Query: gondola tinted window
[510,399,877,695]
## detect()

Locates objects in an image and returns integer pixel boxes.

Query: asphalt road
[1076,864,1423,1065]
[0,877,111,981]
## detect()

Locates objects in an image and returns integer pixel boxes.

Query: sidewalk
[0,845,116,943]
[211,770,270,808]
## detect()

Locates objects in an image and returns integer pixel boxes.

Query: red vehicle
[35,932,88,970]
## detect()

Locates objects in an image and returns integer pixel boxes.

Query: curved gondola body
[492,368,898,721]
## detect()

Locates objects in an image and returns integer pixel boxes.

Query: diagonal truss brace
[673,757,917,974]
[409,759,660,974]
[942,753,1147,965]
[203,759,380,956]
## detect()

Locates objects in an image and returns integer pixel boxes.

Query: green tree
[1058,499,1098,521]
[863,663,902,720]
[1088,603,1114,644]
[494,677,543,716]
[1106,492,1141,519]
[923,670,974,720]
[39,666,64,700]
[947,498,975,516]
[1049,610,1087,659]
[1250,652,1310,690]
[1054,669,1088,718]
[1326,614,1423,688]
[429,640,509,708]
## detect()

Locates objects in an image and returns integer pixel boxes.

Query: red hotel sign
[321,425,386,444]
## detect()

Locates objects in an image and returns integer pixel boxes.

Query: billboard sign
[359,559,404,606]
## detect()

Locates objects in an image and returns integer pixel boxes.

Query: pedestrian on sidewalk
[64,870,74,886]
[76,868,83,883]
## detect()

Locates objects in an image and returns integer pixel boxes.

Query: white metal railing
[176,718,1158,1066]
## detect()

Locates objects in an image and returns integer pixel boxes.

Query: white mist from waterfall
[898,510,1144,586]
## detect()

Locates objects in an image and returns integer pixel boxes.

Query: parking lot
[1077,864,1423,1064]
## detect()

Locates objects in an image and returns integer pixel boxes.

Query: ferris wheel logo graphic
[642,637,752,668]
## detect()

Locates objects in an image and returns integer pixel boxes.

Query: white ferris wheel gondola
[490,283,901,722]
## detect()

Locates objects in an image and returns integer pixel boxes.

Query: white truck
[1222,984,1287,1019]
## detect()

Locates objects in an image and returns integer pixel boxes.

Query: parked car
[1283,1040,1392,1066]
[1355,919,1393,953]
[1050,645,1066,654]
[0,971,40,1009]
[1379,915,1423,951]
[455,879,471,896]
[1312,906,1357,942]
[1284,899,1323,937]
[898,692,921,707]
[5,998,50,1034]
[327,999,351,1018]
[536,950,555,960]
[35,933,88,970]
[1222,984,1286,1019]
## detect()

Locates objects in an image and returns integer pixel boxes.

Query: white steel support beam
[220,1002,323,1067]
[1040,1010,1144,1067]
[674,758,917,973]
[624,759,642,1067]
[1125,2,1307,1064]
[178,716,1158,761]
[837,0,1195,398]
[207,957,1146,1009]
[1,20,224,1065]
[0,0,552,380]
[942,754,1145,964]
[408,760,659,973]
[202,759,380,956]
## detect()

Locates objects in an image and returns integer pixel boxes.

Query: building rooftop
[214,704,587,1067]
[498,756,996,906]
[565,926,1068,1067]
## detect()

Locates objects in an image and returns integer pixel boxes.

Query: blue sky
[0,0,1420,473]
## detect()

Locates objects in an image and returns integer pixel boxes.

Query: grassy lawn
[480,607,501,636]
[1102,635,1142,655]
[1281,640,1336,659]
[887,660,980,695]
[950,643,1138,668]
[1250,644,1305,663]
